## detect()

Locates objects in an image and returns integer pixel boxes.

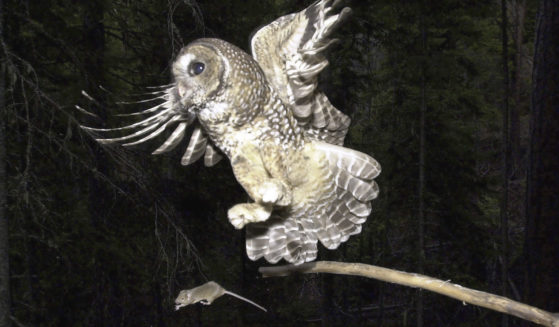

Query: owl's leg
[230,143,292,206]
[228,203,272,229]
[259,141,292,206]
[227,143,292,229]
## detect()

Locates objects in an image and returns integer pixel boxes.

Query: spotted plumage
[81,0,380,265]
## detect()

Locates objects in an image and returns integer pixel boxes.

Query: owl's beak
[176,83,194,109]
[177,83,187,98]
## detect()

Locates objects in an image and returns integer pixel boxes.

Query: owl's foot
[228,203,272,229]
[258,180,292,206]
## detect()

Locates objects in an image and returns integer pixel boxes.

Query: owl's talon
[228,203,272,229]
[228,209,247,229]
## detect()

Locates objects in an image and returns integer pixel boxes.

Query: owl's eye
[190,62,205,76]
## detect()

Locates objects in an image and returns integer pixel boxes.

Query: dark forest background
[1,0,558,326]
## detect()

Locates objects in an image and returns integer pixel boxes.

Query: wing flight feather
[251,0,352,145]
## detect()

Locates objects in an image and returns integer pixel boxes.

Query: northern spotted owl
[82,0,381,265]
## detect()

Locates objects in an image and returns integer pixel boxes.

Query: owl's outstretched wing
[250,0,351,145]
[78,87,223,167]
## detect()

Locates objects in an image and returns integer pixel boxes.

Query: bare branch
[259,261,559,327]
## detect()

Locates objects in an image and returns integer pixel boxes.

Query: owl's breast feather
[285,142,334,209]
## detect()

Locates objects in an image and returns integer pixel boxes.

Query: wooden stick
[259,261,559,327]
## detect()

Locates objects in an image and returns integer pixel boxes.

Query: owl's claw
[228,203,272,229]
[258,180,291,206]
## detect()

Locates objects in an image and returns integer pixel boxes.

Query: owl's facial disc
[172,44,225,111]
[176,59,205,98]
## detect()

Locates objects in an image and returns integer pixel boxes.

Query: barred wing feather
[79,86,221,167]
[250,0,352,145]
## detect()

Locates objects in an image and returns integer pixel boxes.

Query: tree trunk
[81,3,112,326]
[524,0,559,313]
[84,0,109,226]
[500,0,511,326]
[0,77,10,327]
[416,13,427,327]
[321,273,335,327]
[0,0,12,325]
[0,57,11,327]
[510,0,527,177]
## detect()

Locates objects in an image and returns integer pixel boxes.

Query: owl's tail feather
[246,216,318,265]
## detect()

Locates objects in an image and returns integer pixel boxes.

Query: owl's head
[80,38,270,155]
[172,38,269,127]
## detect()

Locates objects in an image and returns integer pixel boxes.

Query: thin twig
[259,261,559,327]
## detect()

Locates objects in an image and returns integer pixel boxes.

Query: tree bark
[416,14,427,327]
[81,3,114,326]
[0,0,12,325]
[510,0,527,177]
[0,82,10,327]
[260,262,559,327]
[524,0,559,314]
[500,0,511,326]
[83,2,108,224]
[0,52,11,327]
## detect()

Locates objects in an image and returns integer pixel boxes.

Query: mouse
[175,281,267,312]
